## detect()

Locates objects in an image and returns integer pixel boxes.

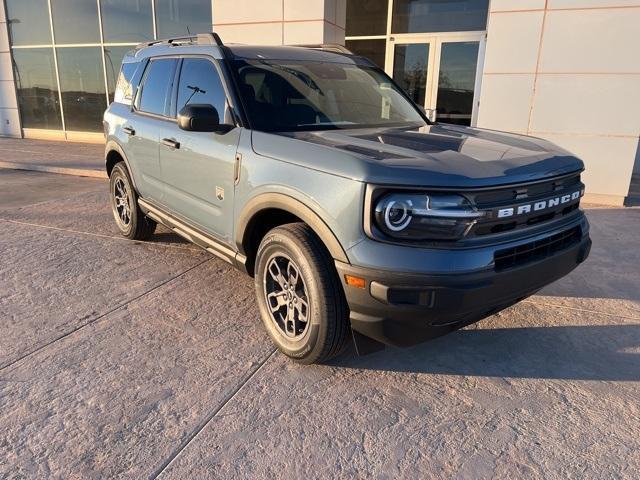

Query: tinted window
[392,0,488,33]
[436,42,480,125]
[233,60,424,133]
[56,47,107,131]
[12,48,62,129]
[177,58,226,117]
[5,0,52,46]
[346,0,389,36]
[51,0,101,44]
[156,0,212,38]
[100,0,154,43]
[346,39,386,69]
[393,44,429,107]
[138,59,178,116]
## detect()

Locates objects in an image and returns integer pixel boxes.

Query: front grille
[473,174,582,205]
[464,173,584,238]
[494,227,581,271]
[473,203,580,236]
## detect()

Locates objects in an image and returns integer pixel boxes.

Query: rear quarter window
[114,62,139,105]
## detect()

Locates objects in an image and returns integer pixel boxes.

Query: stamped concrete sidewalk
[0,168,639,479]
[0,138,105,178]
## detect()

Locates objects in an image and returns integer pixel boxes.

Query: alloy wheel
[263,254,310,339]
[113,177,131,227]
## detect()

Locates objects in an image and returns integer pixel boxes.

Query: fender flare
[235,193,349,264]
[105,139,138,190]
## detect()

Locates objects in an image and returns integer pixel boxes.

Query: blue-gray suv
[104,33,591,363]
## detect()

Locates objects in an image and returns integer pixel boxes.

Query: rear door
[158,56,240,243]
[127,57,179,202]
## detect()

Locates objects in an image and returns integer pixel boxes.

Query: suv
[104,33,591,364]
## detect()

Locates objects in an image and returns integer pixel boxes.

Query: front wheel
[255,223,350,364]
[109,162,156,240]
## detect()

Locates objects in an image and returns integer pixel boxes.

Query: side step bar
[138,198,247,271]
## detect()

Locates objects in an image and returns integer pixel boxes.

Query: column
[0,0,21,138]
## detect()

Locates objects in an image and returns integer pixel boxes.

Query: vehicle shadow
[150,229,191,245]
[332,324,640,381]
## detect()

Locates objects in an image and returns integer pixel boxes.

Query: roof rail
[196,32,224,47]
[294,44,353,55]
[137,35,194,48]
[136,32,225,49]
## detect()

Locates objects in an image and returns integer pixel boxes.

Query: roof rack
[136,32,224,49]
[294,44,353,55]
[196,32,224,46]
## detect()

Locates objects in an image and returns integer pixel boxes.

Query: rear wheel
[109,162,156,240]
[255,223,349,364]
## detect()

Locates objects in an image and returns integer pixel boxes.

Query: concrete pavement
[0,138,105,178]
[0,168,638,479]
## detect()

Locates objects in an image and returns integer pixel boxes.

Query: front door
[159,57,240,243]
[386,33,484,126]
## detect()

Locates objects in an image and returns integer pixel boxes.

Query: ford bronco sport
[103,33,591,364]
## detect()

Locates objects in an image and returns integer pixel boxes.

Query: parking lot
[0,167,639,479]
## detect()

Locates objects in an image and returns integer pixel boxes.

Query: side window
[177,58,227,118]
[138,58,178,116]
[114,62,139,105]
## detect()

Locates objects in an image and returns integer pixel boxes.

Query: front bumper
[336,219,591,347]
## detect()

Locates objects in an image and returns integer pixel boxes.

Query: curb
[0,161,107,179]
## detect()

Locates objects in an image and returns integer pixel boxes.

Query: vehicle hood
[251,124,584,188]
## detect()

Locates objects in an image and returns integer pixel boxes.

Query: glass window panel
[105,46,135,103]
[113,61,139,104]
[392,0,489,34]
[436,42,479,126]
[156,0,212,38]
[51,0,101,44]
[56,47,107,131]
[346,39,386,69]
[138,58,178,116]
[233,60,424,132]
[101,0,154,43]
[5,0,52,46]
[392,43,429,107]
[12,48,62,129]
[345,0,388,37]
[177,58,226,116]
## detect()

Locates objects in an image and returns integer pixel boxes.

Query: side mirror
[177,104,234,134]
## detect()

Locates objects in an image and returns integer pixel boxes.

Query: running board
[138,198,247,270]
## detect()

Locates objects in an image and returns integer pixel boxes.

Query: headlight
[373,192,484,241]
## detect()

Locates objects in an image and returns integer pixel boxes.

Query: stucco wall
[212,0,346,46]
[477,0,640,205]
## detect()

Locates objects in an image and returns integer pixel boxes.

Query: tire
[109,162,156,240]
[255,223,350,364]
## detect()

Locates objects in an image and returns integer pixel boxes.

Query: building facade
[0,0,638,205]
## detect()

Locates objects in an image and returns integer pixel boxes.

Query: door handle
[123,126,135,136]
[161,138,180,150]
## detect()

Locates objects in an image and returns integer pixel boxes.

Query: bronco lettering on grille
[496,190,583,218]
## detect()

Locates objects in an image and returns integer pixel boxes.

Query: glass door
[387,33,485,126]
[435,40,480,125]
[386,37,437,117]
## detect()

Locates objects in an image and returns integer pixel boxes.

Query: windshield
[231,59,427,132]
